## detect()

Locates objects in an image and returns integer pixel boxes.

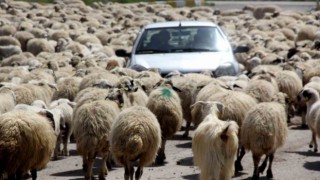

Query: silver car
[117,21,245,76]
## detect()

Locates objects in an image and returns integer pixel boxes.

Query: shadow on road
[176,141,192,148]
[182,173,199,179]
[176,156,194,166]
[304,161,320,171]
[285,150,320,157]
[170,134,192,141]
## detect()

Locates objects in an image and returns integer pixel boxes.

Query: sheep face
[106,88,125,108]
[191,101,224,120]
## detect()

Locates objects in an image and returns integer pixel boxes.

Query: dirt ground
[37,117,320,180]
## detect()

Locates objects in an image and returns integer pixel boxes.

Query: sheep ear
[215,102,224,114]
[48,83,58,91]
[190,101,206,109]
[220,125,229,142]
[172,86,182,92]
[196,85,205,90]
[38,110,55,130]
[67,101,77,108]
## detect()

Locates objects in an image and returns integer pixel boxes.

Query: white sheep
[297,88,320,152]
[192,101,239,180]
[0,87,16,114]
[146,79,183,164]
[192,90,258,172]
[109,106,161,180]
[0,110,56,180]
[241,92,288,179]
[73,99,120,180]
[50,98,75,159]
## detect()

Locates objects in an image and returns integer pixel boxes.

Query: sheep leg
[182,121,191,138]
[85,152,96,180]
[252,154,261,180]
[156,139,166,165]
[53,134,62,160]
[98,152,109,180]
[135,166,143,180]
[124,163,134,180]
[235,146,245,172]
[15,170,22,180]
[266,153,274,179]
[258,155,268,174]
[31,169,37,180]
[62,128,70,156]
[82,155,88,172]
[312,132,318,152]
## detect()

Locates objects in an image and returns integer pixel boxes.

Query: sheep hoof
[82,164,88,172]
[301,124,308,129]
[266,169,273,179]
[155,156,164,165]
[98,175,106,180]
[258,165,266,174]
[182,132,189,138]
[314,148,318,153]
[235,161,243,172]
[252,174,259,180]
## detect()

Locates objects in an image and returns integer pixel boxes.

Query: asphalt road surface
[211,1,317,12]
[37,117,320,180]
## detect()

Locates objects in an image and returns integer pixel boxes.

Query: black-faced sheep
[241,92,288,179]
[110,106,161,180]
[192,101,239,180]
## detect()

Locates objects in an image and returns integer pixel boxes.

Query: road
[37,118,320,180]
[209,1,317,12]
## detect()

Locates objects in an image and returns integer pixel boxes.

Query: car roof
[144,21,218,29]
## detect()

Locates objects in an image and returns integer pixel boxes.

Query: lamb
[241,92,288,179]
[0,110,56,180]
[50,98,76,158]
[192,101,239,180]
[72,99,120,180]
[146,79,183,164]
[109,106,161,180]
[297,88,320,152]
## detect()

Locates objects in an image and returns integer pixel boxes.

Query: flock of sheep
[0,0,320,179]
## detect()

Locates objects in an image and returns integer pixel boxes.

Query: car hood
[130,52,234,74]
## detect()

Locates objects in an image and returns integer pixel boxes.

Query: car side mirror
[233,46,250,53]
[115,49,131,57]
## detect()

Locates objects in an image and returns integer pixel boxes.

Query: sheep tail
[127,134,143,156]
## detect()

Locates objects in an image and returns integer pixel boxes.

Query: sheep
[245,75,279,103]
[0,87,16,114]
[297,88,320,152]
[192,90,258,172]
[192,101,239,180]
[0,45,22,58]
[243,5,281,20]
[51,76,82,101]
[109,106,161,180]
[72,99,120,180]
[26,38,55,56]
[0,110,56,180]
[275,70,303,121]
[146,79,183,164]
[241,92,288,180]
[79,71,119,91]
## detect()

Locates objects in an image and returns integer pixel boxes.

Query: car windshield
[135,26,230,54]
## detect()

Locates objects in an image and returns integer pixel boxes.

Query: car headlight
[214,62,237,77]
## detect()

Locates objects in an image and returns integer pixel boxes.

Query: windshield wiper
[136,49,169,54]
[171,48,217,52]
